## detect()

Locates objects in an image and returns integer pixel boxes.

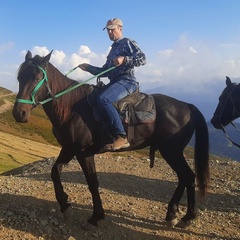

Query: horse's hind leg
[77,155,104,228]
[161,151,196,227]
[51,148,74,217]
[176,163,196,227]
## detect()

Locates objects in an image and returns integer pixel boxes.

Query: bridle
[16,66,52,106]
[214,84,240,148]
[213,84,239,121]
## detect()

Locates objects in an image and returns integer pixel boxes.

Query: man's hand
[78,63,89,71]
[113,56,126,66]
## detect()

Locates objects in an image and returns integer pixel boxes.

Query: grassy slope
[0,87,60,172]
[0,88,58,146]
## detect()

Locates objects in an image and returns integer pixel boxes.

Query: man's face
[107,26,122,41]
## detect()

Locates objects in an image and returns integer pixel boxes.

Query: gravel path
[0,152,239,240]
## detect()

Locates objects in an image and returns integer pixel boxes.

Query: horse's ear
[25,51,32,61]
[226,76,232,86]
[44,50,53,63]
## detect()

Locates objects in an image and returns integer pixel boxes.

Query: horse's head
[211,76,240,129]
[12,50,53,123]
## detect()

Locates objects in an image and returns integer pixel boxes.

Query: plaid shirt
[86,37,146,82]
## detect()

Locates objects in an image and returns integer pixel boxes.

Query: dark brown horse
[12,51,209,229]
[211,76,240,147]
[211,76,240,128]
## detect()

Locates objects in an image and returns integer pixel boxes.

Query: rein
[16,66,116,105]
[221,122,240,148]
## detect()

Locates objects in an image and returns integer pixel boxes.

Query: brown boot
[112,135,130,150]
[103,143,114,151]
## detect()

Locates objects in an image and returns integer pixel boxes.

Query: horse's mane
[18,56,92,125]
[48,63,92,125]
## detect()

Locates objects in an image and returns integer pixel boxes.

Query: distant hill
[188,122,240,162]
[207,122,240,162]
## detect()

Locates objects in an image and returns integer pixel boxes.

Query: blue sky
[1,0,240,119]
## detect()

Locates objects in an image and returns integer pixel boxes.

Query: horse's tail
[188,104,210,198]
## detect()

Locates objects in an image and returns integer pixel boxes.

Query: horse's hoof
[176,219,191,228]
[81,221,98,231]
[166,218,178,228]
[63,205,72,220]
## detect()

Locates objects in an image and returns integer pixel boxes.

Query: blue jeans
[96,79,138,136]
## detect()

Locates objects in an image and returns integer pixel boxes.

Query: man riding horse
[78,18,146,151]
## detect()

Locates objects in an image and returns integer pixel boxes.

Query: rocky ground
[0,150,239,240]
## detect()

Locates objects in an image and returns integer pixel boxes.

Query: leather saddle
[87,84,156,124]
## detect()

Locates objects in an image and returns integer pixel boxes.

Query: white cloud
[159,49,173,57]
[78,45,91,55]
[32,46,50,56]
[189,46,197,54]
[51,50,66,66]
[2,35,240,97]
[18,45,107,82]
[143,35,240,95]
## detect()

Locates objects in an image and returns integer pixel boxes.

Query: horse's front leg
[51,148,74,216]
[78,155,104,229]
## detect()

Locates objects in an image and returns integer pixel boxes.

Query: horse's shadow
[4,161,239,214]
[0,192,218,240]
[39,171,240,214]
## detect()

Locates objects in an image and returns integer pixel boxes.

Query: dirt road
[0,150,239,240]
